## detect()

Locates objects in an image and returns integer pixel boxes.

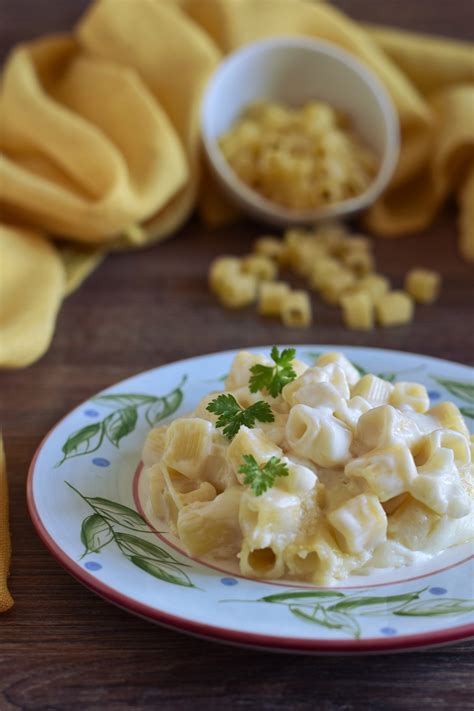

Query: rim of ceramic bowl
[201,36,400,225]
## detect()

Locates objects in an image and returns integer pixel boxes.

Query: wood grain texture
[1,2,474,710]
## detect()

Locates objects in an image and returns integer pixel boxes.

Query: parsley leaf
[249,346,298,398]
[206,394,274,440]
[239,454,289,496]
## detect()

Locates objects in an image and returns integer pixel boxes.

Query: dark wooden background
[1,2,474,709]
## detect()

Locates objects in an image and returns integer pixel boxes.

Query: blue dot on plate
[429,587,447,595]
[220,577,238,586]
[84,408,100,417]
[380,627,397,636]
[428,391,441,400]
[85,561,102,571]
[92,457,110,467]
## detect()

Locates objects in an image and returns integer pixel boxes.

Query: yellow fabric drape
[0,225,65,367]
[1,0,473,608]
[0,1,471,301]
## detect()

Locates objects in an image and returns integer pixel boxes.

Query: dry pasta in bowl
[142,348,474,585]
[218,101,378,211]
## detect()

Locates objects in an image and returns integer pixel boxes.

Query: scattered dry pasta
[281,290,312,327]
[405,268,441,304]
[340,291,374,331]
[208,221,442,330]
[142,349,474,585]
[375,291,414,327]
[218,101,378,210]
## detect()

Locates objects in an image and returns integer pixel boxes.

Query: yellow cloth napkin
[0,436,13,612]
[0,1,471,279]
[0,2,472,339]
[0,0,473,604]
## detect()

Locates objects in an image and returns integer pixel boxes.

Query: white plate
[28,346,474,653]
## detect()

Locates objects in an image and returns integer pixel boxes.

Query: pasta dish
[142,349,474,584]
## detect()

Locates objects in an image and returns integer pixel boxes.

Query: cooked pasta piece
[177,486,243,557]
[142,426,168,466]
[387,497,441,550]
[291,381,345,412]
[149,464,179,529]
[429,402,471,438]
[414,429,471,470]
[334,395,372,432]
[279,460,318,495]
[327,493,387,554]
[225,351,271,390]
[405,268,441,304]
[286,405,352,467]
[356,405,423,452]
[390,381,430,413]
[351,374,394,406]
[240,487,302,552]
[410,448,470,518]
[240,541,286,579]
[162,418,213,480]
[345,444,418,501]
[283,364,350,405]
[316,352,360,386]
[285,523,371,584]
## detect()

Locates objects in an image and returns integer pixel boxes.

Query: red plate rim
[26,352,474,654]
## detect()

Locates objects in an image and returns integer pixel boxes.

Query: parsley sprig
[249,346,298,398]
[239,454,289,496]
[206,394,274,440]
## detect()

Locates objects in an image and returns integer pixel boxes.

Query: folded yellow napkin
[0,1,472,369]
[0,436,13,612]
[0,0,473,370]
[0,0,473,606]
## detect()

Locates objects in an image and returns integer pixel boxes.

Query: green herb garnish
[239,454,289,496]
[206,394,274,440]
[249,346,298,397]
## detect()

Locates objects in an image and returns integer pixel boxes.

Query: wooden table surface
[1,2,474,709]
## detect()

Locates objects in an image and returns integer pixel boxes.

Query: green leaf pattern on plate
[59,422,105,463]
[57,375,187,465]
[145,387,184,427]
[104,406,138,447]
[432,377,474,404]
[67,483,195,588]
[80,513,113,555]
[229,587,474,639]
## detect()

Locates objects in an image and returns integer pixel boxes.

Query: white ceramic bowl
[201,37,400,227]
